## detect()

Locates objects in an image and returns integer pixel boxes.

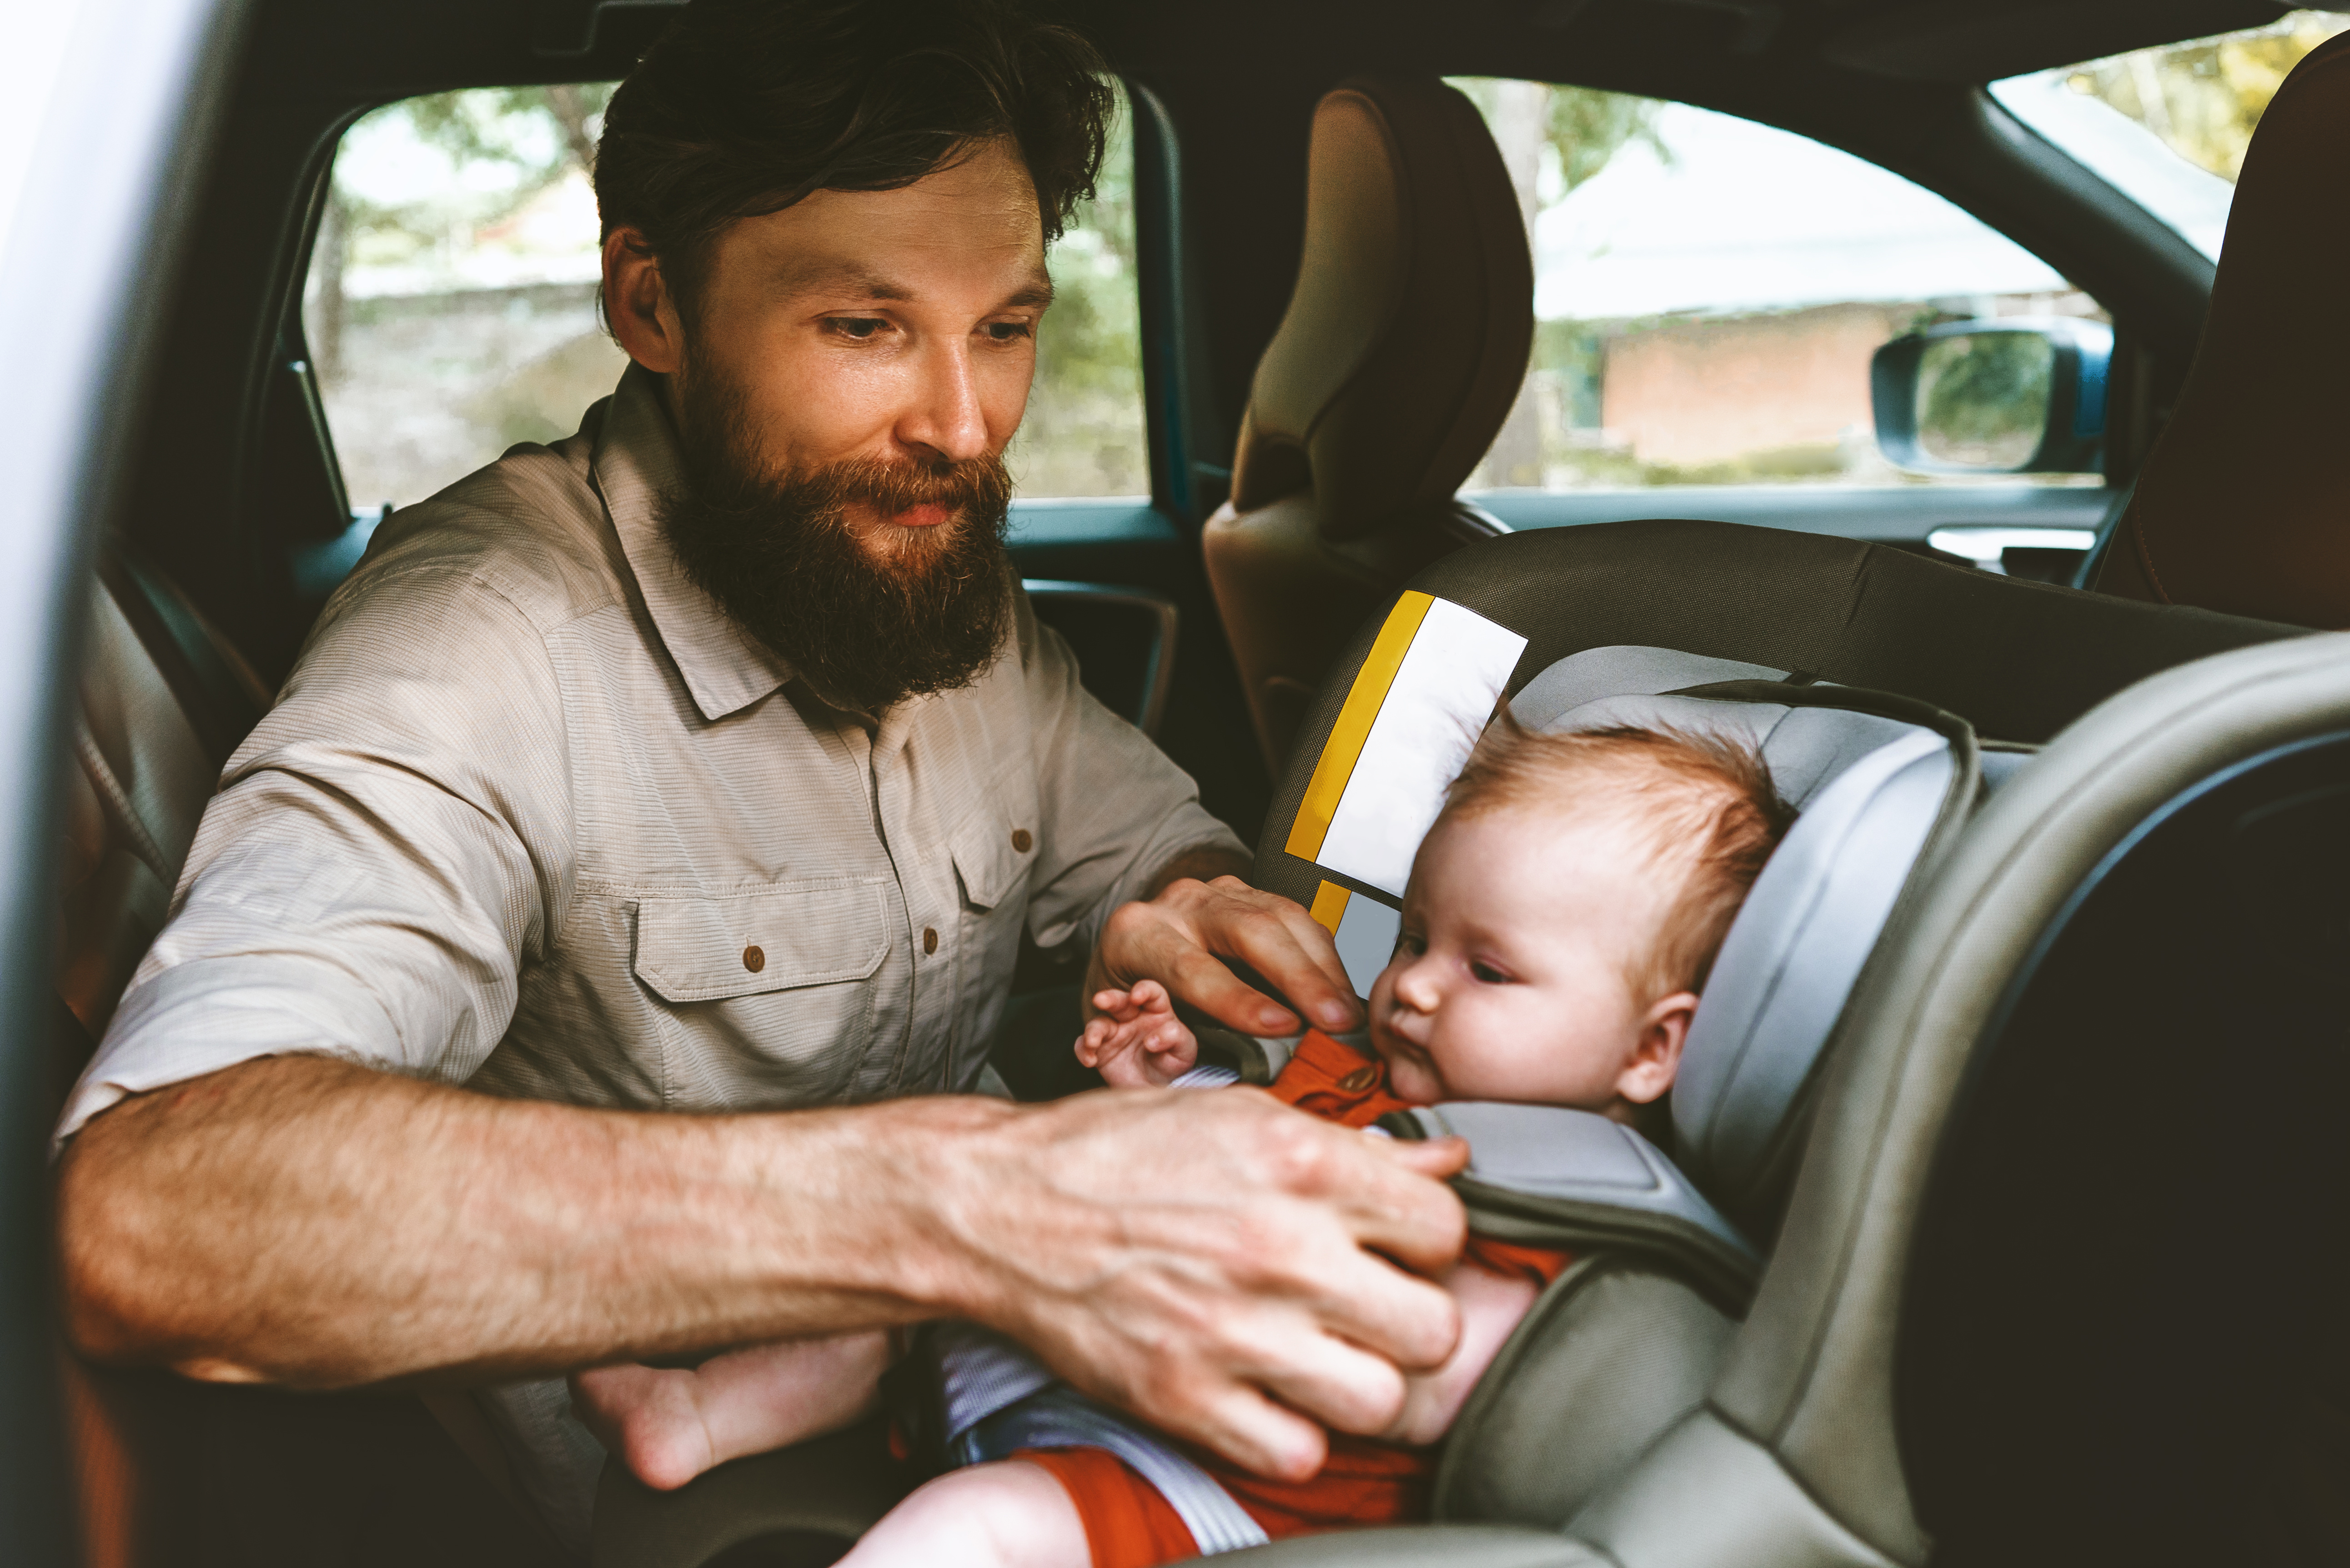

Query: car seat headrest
[1230,77,1532,543]
[2092,30,2350,628]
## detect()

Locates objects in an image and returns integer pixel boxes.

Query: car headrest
[1520,664,1961,1210]
[1228,77,1532,543]
[2092,30,2350,628]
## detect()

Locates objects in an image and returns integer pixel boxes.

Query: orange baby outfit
[1020,1030,1572,1568]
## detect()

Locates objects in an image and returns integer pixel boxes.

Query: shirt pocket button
[1010,829,1032,854]
[742,945,765,973]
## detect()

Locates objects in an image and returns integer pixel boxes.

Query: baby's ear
[1617,991,1698,1106]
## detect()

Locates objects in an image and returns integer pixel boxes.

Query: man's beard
[658,372,1015,715]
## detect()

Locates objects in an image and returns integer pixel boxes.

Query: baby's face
[1366,804,1694,1117]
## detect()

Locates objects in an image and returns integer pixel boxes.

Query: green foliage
[2064,11,2349,180]
[1007,89,1149,496]
[1547,85,1670,193]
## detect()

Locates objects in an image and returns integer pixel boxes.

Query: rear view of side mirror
[1872,318,2112,474]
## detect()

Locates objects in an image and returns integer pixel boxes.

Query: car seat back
[59,544,267,1059]
[1202,76,1532,774]
[2092,30,2350,628]
[55,543,269,1568]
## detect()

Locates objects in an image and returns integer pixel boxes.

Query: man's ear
[603,227,684,375]
[1617,990,1697,1106]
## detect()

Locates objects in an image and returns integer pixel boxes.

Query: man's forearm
[55,1054,1013,1387]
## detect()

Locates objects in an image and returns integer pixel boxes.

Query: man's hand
[935,1086,1470,1482]
[1091,862,1361,1040]
[1075,980,1199,1086]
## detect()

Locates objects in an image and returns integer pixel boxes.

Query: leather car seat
[1202,76,1532,774]
[55,546,556,1565]
[2091,30,2350,626]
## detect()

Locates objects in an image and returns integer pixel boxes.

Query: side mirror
[1872,318,2112,474]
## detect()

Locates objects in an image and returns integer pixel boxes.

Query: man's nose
[897,338,991,464]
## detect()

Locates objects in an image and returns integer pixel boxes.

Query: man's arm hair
[56,1054,979,1385]
[55,1048,1472,1483]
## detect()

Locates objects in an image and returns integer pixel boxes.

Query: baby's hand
[1075,979,1199,1087]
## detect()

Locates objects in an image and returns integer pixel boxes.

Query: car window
[1448,78,2104,494]
[302,79,1147,517]
[1990,10,2349,261]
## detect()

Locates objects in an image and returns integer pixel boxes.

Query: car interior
[34,1,2350,1565]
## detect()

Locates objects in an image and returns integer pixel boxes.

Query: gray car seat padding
[1251,520,2296,917]
[1383,1103,1758,1308]
[1648,632,2350,1567]
[1434,1257,1737,1531]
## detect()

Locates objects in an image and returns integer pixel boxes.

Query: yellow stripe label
[1285,591,1434,863]
[1308,880,1351,935]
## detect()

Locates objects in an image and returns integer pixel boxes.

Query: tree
[311,85,614,381]
[2063,13,2349,181]
[1448,78,1669,486]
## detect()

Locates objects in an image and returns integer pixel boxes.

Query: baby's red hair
[1442,713,1795,999]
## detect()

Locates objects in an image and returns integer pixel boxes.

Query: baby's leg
[839,1460,1089,1568]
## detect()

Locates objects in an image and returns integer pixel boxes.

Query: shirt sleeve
[54,554,577,1149]
[1014,590,1249,955]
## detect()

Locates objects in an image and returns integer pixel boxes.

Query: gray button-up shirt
[61,365,1244,1542]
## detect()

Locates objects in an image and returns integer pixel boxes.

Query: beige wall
[1601,302,1914,467]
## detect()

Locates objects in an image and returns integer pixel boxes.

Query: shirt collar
[594,362,796,722]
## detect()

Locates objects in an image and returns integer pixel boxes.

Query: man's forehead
[766,252,1052,307]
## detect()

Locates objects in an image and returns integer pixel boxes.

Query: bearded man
[51,0,1467,1553]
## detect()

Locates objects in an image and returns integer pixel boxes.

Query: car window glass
[1991,10,2349,261]
[303,79,1146,519]
[1449,79,2104,493]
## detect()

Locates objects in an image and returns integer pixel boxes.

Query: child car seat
[1217,524,2344,1566]
[866,645,1976,1560]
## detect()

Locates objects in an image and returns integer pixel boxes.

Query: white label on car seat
[1316,597,1526,897]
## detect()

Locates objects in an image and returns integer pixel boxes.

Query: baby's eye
[1469,960,1511,985]
[826,317,888,340]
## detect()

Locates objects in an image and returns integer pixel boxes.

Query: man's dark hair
[596,0,1115,311]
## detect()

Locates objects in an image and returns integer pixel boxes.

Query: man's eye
[983,321,1033,342]
[827,317,887,340]
[1469,960,1510,985]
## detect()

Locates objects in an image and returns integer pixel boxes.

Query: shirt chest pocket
[632,882,893,1101]
[633,883,892,1000]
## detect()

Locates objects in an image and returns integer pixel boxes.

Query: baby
[573,717,1791,1564]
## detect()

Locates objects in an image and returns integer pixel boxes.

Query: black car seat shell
[2092,30,2350,627]
[1202,75,1532,774]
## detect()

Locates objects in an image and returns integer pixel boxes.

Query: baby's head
[1369,716,1793,1121]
